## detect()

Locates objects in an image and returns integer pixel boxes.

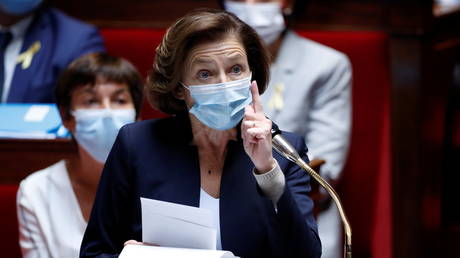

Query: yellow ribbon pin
[268,83,285,111]
[16,41,41,69]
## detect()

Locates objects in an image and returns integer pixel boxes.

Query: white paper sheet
[120,244,237,258]
[24,105,50,122]
[141,197,217,250]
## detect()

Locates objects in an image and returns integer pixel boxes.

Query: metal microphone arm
[271,124,352,258]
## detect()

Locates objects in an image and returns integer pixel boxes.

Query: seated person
[16,53,144,258]
[0,0,105,103]
[80,9,321,258]
[222,1,352,257]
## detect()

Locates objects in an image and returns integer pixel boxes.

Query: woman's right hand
[242,81,276,174]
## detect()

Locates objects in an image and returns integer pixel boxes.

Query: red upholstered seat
[297,31,392,258]
[100,29,168,120]
[101,28,164,77]
[0,185,21,258]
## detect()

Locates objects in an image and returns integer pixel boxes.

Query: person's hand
[123,240,159,246]
[242,81,276,174]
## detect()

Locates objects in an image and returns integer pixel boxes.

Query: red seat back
[100,29,168,120]
[297,31,392,258]
[0,185,21,258]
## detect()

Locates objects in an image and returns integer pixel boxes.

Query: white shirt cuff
[253,159,285,205]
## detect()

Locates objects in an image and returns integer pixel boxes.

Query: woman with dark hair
[80,10,321,258]
[16,53,144,258]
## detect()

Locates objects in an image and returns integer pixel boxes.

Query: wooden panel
[389,35,425,258]
[0,139,77,183]
[43,0,431,33]
[293,1,388,31]
[388,5,455,255]
[47,0,219,28]
[46,0,392,30]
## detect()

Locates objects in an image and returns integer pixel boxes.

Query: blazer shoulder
[30,7,105,57]
[119,117,185,143]
[288,31,351,65]
[18,160,66,201]
[274,130,308,158]
[121,118,169,133]
[40,8,100,34]
[279,130,307,150]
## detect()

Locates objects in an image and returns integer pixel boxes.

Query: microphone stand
[271,126,352,258]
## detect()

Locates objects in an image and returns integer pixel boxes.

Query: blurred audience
[16,53,143,258]
[222,1,352,258]
[0,0,105,103]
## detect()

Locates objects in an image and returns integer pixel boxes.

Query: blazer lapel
[219,140,274,256]
[164,143,201,208]
[141,115,201,208]
[8,12,52,102]
[168,115,200,207]
[263,30,303,119]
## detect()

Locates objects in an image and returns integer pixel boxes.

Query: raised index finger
[250,80,264,114]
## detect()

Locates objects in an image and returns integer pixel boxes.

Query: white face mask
[225,1,286,45]
[71,108,135,163]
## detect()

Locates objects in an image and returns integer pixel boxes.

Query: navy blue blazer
[80,115,321,258]
[6,7,105,103]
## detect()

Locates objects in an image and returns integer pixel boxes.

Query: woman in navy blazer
[80,9,321,258]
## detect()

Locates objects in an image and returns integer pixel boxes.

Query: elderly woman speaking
[80,9,321,258]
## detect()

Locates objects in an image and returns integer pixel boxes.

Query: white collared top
[17,160,87,258]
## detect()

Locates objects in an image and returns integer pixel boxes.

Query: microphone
[270,121,352,258]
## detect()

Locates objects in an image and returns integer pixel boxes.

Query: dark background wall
[27,0,460,257]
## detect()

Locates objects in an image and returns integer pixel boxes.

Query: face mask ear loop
[180,82,190,91]
[179,82,192,111]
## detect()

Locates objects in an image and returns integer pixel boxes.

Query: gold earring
[283,7,292,16]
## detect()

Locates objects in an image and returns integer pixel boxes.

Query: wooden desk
[0,138,77,184]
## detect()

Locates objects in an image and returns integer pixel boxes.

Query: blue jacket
[80,115,322,258]
[7,7,105,103]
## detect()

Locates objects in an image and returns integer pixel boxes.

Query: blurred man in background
[0,0,105,103]
[222,1,352,257]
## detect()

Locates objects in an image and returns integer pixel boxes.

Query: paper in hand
[141,197,217,250]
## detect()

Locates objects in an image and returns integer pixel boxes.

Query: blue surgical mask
[71,108,135,163]
[182,75,252,130]
[0,0,42,15]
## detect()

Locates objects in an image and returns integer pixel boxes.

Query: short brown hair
[56,53,144,120]
[147,9,270,115]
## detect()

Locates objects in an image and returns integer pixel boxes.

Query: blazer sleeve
[50,7,106,67]
[64,25,105,65]
[274,135,322,258]
[80,125,136,258]
[17,182,49,258]
[305,54,352,181]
